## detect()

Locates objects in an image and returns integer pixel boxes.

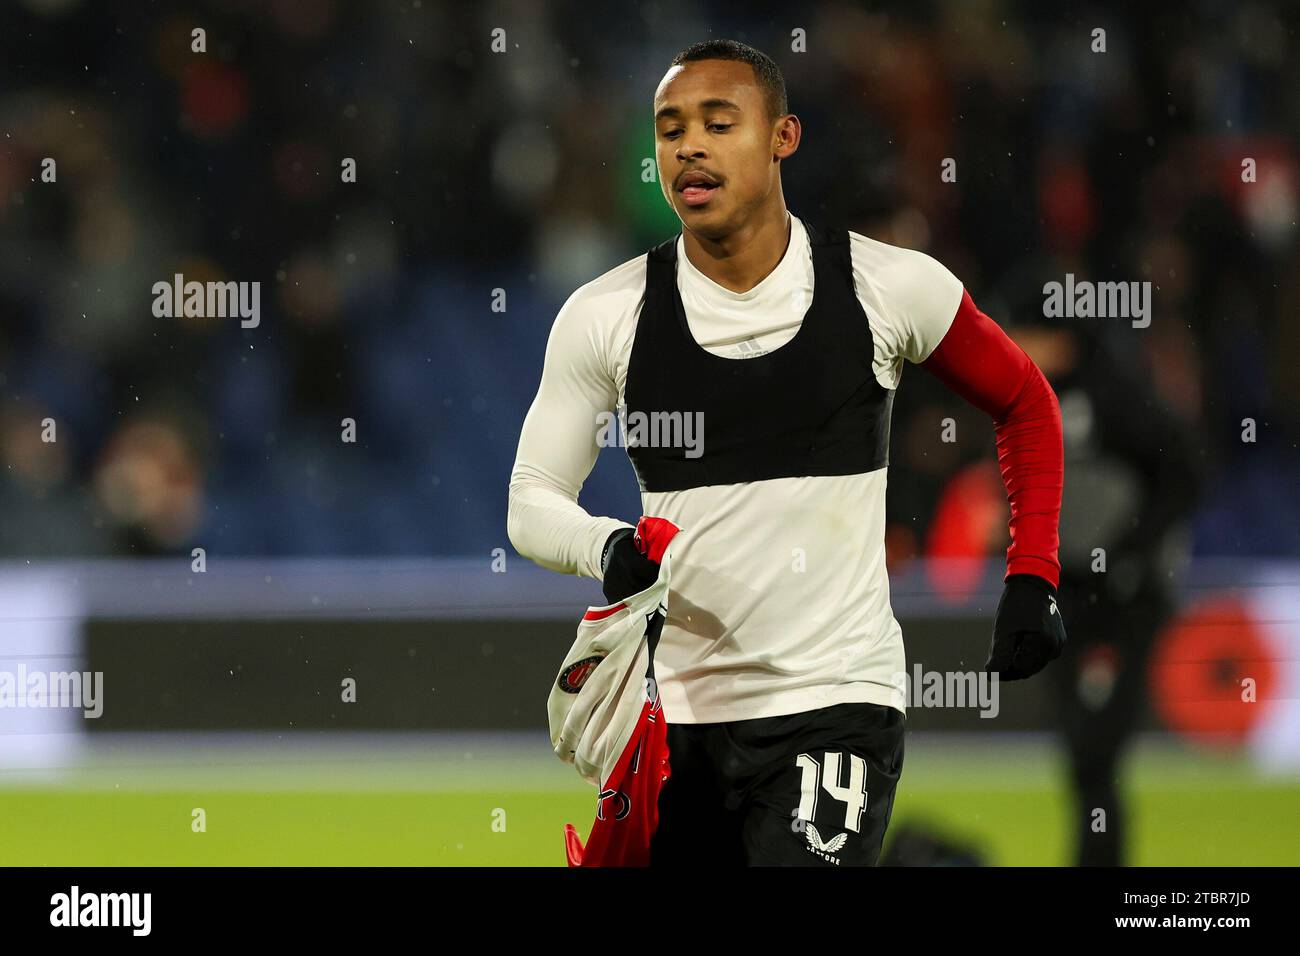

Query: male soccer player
[508,39,1066,866]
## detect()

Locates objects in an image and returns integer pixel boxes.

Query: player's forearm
[507,470,634,580]
[921,289,1063,588]
[990,365,1063,587]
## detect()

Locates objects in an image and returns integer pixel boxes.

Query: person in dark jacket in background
[1008,318,1206,866]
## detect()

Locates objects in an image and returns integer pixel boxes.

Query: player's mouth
[681,184,719,206]
[677,171,721,207]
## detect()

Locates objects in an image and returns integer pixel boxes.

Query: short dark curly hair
[669,39,788,124]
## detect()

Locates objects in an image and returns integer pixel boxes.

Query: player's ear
[774,114,800,158]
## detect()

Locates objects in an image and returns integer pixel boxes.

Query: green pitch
[2,734,1296,866]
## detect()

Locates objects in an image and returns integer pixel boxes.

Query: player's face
[653,60,782,237]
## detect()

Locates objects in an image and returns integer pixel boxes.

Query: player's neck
[681,206,792,295]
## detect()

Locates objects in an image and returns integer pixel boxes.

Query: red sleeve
[919,289,1063,589]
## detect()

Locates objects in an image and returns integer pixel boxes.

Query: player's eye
[661,123,733,139]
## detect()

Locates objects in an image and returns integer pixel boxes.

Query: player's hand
[984,574,1066,680]
[600,527,660,604]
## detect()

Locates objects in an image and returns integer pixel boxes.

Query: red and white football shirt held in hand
[548,517,683,866]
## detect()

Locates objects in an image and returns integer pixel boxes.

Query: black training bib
[624,220,894,493]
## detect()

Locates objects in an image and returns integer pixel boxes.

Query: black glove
[600,528,660,604]
[984,574,1067,680]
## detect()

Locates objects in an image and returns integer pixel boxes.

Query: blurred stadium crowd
[0,0,1296,561]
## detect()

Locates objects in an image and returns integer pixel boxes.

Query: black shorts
[649,701,906,867]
